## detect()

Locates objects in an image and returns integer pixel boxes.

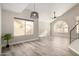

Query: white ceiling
[27,3,77,23]
[2,3,77,23]
[2,3,29,13]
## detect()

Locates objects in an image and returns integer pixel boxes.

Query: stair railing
[70,23,79,43]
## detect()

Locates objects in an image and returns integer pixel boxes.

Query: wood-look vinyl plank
[2,36,77,56]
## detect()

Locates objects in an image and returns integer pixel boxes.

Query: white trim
[2,38,39,47]
[69,46,79,55]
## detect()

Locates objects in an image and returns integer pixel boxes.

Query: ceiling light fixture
[30,3,39,19]
[53,11,56,19]
[51,11,56,19]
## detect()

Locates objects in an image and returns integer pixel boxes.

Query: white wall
[2,9,38,46]
[69,39,79,55]
[39,21,50,34]
[51,4,79,38]
[0,4,1,55]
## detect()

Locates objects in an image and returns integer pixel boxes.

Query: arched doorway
[52,20,68,37]
[50,21,71,55]
[54,21,68,33]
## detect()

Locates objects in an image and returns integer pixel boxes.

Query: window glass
[25,21,34,35]
[14,20,25,36]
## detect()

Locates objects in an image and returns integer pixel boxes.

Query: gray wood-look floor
[2,36,77,56]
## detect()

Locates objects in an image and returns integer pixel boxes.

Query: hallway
[2,36,77,56]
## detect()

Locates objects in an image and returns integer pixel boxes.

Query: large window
[54,21,68,33]
[14,19,34,36]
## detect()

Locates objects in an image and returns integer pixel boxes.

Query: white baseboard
[2,38,39,47]
[69,46,79,55]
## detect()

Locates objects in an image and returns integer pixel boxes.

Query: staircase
[70,23,79,43]
[69,23,79,55]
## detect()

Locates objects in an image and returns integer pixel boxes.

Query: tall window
[14,19,34,36]
[54,21,68,33]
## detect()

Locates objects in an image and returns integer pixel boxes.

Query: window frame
[14,17,34,37]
